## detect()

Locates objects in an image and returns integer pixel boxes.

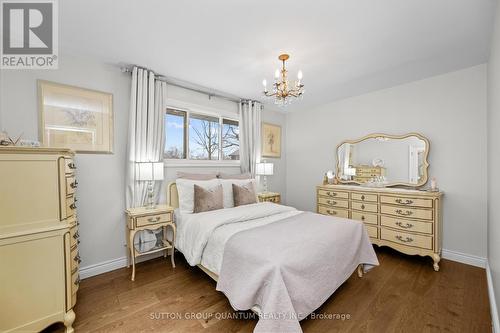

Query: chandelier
[262,54,304,106]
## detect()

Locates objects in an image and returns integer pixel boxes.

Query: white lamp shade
[137,162,164,181]
[256,162,274,176]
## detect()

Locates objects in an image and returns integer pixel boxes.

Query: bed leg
[357,264,364,278]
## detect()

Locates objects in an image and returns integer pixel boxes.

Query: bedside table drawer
[136,212,172,227]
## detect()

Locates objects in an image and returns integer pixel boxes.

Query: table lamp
[256,161,274,193]
[137,162,164,209]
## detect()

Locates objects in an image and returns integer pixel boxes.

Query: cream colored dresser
[0,147,79,333]
[317,184,443,271]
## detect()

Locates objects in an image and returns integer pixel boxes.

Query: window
[164,109,186,159]
[222,119,239,160]
[164,108,239,162]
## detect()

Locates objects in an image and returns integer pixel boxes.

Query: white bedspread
[175,202,300,267]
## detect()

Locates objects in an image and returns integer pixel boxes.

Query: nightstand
[258,192,281,204]
[125,204,175,281]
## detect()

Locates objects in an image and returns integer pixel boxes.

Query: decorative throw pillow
[220,178,257,208]
[218,172,252,179]
[232,182,258,207]
[176,178,220,213]
[193,184,223,213]
[177,172,218,180]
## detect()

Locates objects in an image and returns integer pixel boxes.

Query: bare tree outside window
[222,119,239,160]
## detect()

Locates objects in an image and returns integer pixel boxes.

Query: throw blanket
[216,212,379,333]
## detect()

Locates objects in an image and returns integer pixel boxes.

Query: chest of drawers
[317,184,443,271]
[0,147,79,332]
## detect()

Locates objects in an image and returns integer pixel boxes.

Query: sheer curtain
[125,67,167,208]
[239,100,262,177]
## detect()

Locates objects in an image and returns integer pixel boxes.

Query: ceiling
[60,0,496,111]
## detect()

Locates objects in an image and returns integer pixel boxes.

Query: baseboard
[79,251,165,280]
[487,262,500,333]
[441,248,487,268]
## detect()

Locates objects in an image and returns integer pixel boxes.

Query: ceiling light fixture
[262,54,304,106]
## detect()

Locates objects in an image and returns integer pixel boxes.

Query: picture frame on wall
[262,122,281,158]
[38,80,114,153]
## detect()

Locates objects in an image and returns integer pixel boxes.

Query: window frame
[164,106,240,167]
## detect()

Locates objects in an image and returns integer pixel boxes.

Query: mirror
[336,133,429,187]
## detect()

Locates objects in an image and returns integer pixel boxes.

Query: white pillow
[176,178,220,213]
[219,178,257,208]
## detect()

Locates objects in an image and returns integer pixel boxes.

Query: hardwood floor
[44,247,492,332]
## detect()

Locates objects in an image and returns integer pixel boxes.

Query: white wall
[487,0,500,322]
[0,54,288,270]
[286,65,488,259]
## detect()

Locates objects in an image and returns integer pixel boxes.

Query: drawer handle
[395,198,414,205]
[361,195,365,200]
[395,221,414,229]
[326,191,337,197]
[361,204,365,210]
[70,203,77,210]
[68,162,77,170]
[74,253,81,264]
[395,209,413,216]
[361,215,365,221]
[147,216,161,223]
[326,200,337,205]
[326,209,337,215]
[395,235,414,243]
[70,181,78,189]
[73,231,80,239]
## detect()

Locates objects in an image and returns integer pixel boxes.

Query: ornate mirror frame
[335,132,430,188]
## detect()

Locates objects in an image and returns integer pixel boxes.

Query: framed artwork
[38,80,114,153]
[261,122,281,158]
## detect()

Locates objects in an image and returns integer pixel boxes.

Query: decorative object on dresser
[38,80,114,153]
[136,161,164,209]
[256,160,274,192]
[336,133,429,187]
[125,205,175,281]
[0,147,79,333]
[257,192,281,204]
[261,122,281,158]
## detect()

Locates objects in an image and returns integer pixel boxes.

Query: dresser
[0,147,79,333]
[316,184,443,271]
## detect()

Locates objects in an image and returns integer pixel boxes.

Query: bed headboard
[167,182,179,209]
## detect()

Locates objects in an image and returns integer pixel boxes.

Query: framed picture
[261,122,281,158]
[38,80,114,153]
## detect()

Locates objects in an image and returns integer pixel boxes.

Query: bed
[167,181,378,333]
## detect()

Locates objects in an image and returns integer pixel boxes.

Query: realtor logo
[1,0,58,69]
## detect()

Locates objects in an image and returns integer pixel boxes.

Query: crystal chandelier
[262,54,304,106]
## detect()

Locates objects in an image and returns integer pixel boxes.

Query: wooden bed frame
[166,181,364,280]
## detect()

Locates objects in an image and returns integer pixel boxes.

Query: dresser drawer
[317,189,349,199]
[66,176,77,195]
[380,228,433,250]
[381,205,433,220]
[136,212,172,227]
[364,224,378,239]
[380,215,433,234]
[351,211,378,225]
[64,158,77,174]
[70,246,80,273]
[70,225,79,248]
[351,192,378,202]
[71,272,80,295]
[66,196,76,218]
[352,201,378,213]
[317,197,349,209]
[317,205,349,218]
[380,195,433,208]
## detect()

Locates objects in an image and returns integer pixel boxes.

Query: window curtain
[126,67,167,208]
[239,100,262,177]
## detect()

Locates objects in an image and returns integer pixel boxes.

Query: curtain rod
[120,64,262,105]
